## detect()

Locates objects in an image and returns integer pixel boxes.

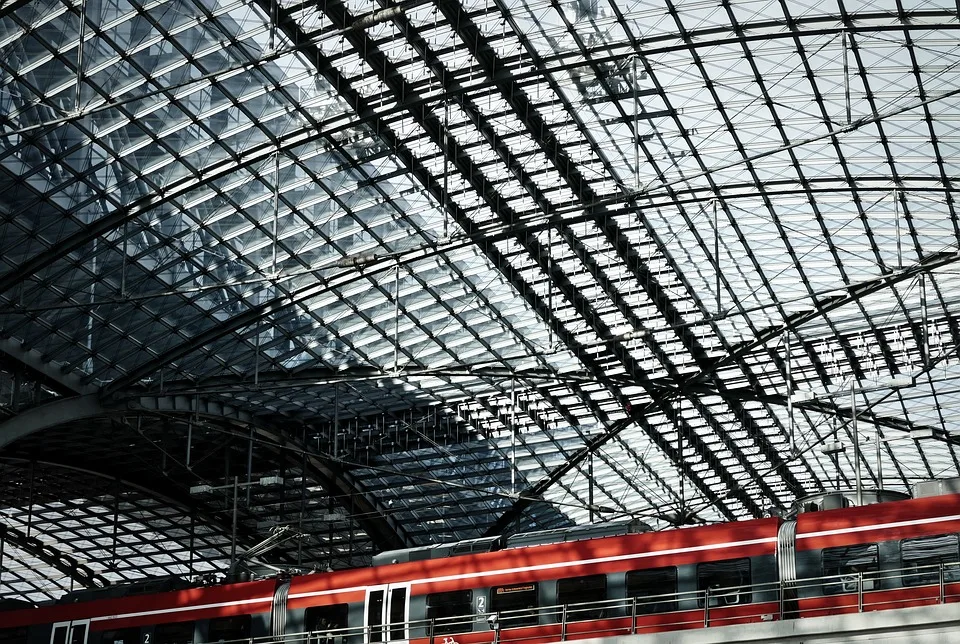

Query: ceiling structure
[1,0,960,603]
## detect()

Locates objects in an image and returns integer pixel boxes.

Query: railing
[196,562,960,644]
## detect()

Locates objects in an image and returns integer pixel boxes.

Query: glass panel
[625,567,678,614]
[490,583,538,628]
[901,534,960,586]
[426,590,474,635]
[0,627,29,644]
[153,621,195,644]
[207,615,251,642]
[98,628,140,644]
[305,603,350,644]
[69,624,88,644]
[697,559,751,607]
[52,626,68,644]
[556,574,606,620]
[368,590,385,643]
[389,587,407,641]
[822,544,879,595]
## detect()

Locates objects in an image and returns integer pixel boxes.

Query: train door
[50,620,90,644]
[365,583,411,644]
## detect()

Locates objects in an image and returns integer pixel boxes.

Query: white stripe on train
[89,511,960,624]
[796,513,960,540]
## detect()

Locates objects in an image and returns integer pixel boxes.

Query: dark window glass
[822,544,879,595]
[556,574,606,621]
[305,603,350,644]
[389,587,407,641]
[367,590,385,643]
[207,615,251,642]
[0,627,29,644]
[902,534,960,586]
[69,624,88,644]
[490,583,538,628]
[698,558,751,607]
[625,567,678,614]
[98,628,140,644]
[426,590,474,635]
[52,626,68,644]
[154,621,195,644]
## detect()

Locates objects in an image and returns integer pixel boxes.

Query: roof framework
[1,0,960,602]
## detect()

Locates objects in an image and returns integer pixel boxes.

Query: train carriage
[4,488,960,644]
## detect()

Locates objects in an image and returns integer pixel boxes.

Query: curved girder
[0,394,102,450]
[129,396,409,551]
[0,393,409,552]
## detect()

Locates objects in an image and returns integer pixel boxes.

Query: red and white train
[3,486,960,644]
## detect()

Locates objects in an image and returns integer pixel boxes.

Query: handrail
[190,562,960,644]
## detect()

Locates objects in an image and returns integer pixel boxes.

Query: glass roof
[2,0,960,600]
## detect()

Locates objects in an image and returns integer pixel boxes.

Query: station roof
[1,0,960,602]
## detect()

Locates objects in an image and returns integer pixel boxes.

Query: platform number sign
[476,595,486,614]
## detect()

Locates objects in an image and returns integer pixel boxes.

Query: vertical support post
[511,377,517,496]
[334,382,340,459]
[254,319,261,386]
[630,597,637,634]
[894,189,902,269]
[939,562,945,604]
[121,220,128,296]
[443,100,450,240]
[714,199,720,314]
[547,227,554,347]
[853,384,862,506]
[876,424,882,490]
[230,475,238,574]
[188,512,195,575]
[633,57,640,188]
[246,427,254,507]
[272,150,280,275]
[186,418,193,468]
[843,30,851,125]
[857,572,864,612]
[588,451,594,523]
[111,478,120,567]
[561,604,568,641]
[76,0,87,112]
[393,261,401,372]
[921,273,928,366]
[703,588,710,627]
[26,461,34,538]
[786,331,794,454]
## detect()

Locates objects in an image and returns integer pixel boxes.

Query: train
[3,484,960,644]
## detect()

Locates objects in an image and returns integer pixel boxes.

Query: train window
[207,615,251,642]
[822,543,879,595]
[305,603,350,644]
[98,628,140,644]
[0,627,28,644]
[490,583,539,628]
[625,567,678,614]
[557,574,607,621]
[901,534,960,586]
[70,624,88,644]
[426,590,474,635]
[368,590,385,643]
[389,587,407,641]
[153,621,195,644]
[697,558,751,607]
